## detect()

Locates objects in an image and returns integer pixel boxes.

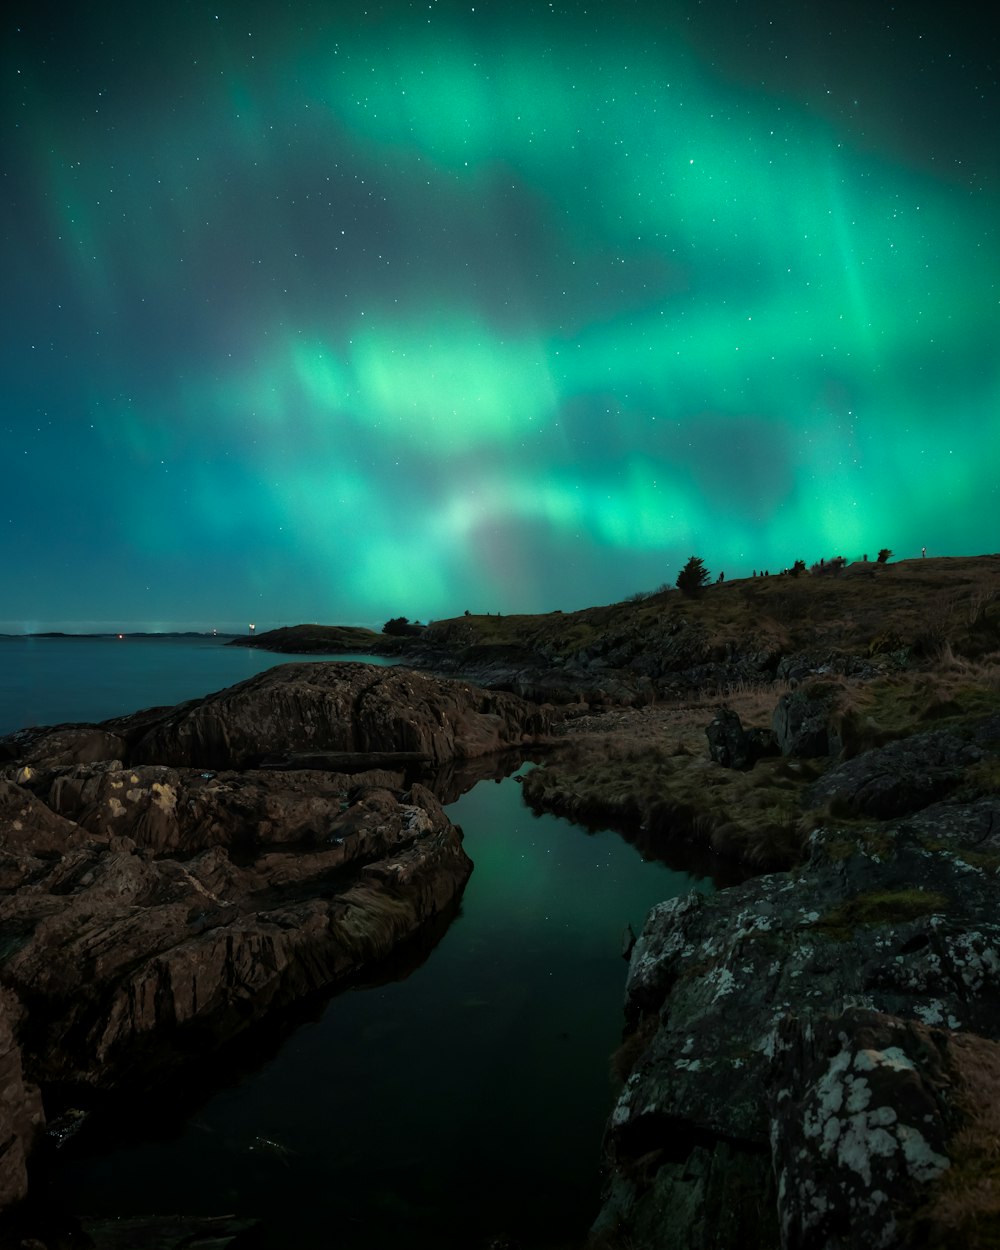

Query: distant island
[227,623,380,653]
[1,631,240,639]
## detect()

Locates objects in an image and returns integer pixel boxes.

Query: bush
[676,555,710,597]
[382,616,424,636]
[877,548,893,563]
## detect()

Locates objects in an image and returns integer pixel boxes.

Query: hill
[244,554,1000,706]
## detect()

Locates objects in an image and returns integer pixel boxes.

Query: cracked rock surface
[593,819,1000,1249]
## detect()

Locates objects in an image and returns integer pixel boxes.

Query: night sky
[3,0,998,632]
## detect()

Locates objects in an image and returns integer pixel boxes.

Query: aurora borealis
[3,0,998,631]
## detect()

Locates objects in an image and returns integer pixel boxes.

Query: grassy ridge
[420,555,1000,666]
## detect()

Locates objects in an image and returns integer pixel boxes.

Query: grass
[522,721,820,870]
[419,554,1000,671]
[814,888,951,940]
[522,641,1000,872]
[910,1031,1000,1247]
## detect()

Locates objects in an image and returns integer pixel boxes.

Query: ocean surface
[0,633,393,736]
[0,637,709,1247]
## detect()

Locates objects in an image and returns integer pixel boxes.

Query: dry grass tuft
[911,1032,1000,1246]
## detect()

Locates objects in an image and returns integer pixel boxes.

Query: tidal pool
[43,765,712,1249]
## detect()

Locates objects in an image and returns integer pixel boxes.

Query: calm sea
[1,636,707,1248]
[0,634,392,736]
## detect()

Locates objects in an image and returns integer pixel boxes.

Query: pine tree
[676,555,710,597]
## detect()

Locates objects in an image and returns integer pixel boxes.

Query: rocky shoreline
[0,662,550,1236]
[534,694,1000,1247]
[3,557,1000,1248]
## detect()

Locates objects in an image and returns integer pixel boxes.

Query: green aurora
[3,0,997,629]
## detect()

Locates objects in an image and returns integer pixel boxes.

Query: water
[0,634,394,736]
[0,638,709,1247]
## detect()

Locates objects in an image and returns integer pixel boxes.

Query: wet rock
[0,778,470,1092]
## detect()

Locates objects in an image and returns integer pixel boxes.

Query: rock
[18,726,127,767]
[593,819,1000,1249]
[905,795,1000,848]
[0,777,471,1091]
[804,728,982,819]
[0,664,551,1209]
[19,761,412,857]
[772,685,844,758]
[705,707,777,770]
[79,1212,259,1248]
[118,661,550,769]
[0,989,44,1208]
[772,1008,954,1250]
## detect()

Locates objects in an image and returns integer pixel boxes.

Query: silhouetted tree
[792,559,806,576]
[676,555,710,597]
[382,616,423,636]
[877,548,893,563]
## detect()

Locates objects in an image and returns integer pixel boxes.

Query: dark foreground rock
[0,662,550,1217]
[592,818,1000,1249]
[804,726,983,818]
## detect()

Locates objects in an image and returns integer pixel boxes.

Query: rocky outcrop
[705,707,778,770]
[772,684,844,758]
[804,727,983,818]
[0,663,550,1211]
[770,1007,989,1250]
[1,772,469,1092]
[592,816,1000,1249]
[111,661,550,769]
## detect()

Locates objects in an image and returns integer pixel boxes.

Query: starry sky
[3,0,998,632]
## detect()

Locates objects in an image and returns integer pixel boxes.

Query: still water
[0,634,394,736]
[0,638,709,1247]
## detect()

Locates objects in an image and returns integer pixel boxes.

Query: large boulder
[0,663,551,775]
[705,707,777,770]
[804,728,983,819]
[116,662,550,769]
[771,1007,986,1250]
[772,683,844,758]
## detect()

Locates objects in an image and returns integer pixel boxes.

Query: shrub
[877,548,893,563]
[811,556,847,576]
[382,616,423,636]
